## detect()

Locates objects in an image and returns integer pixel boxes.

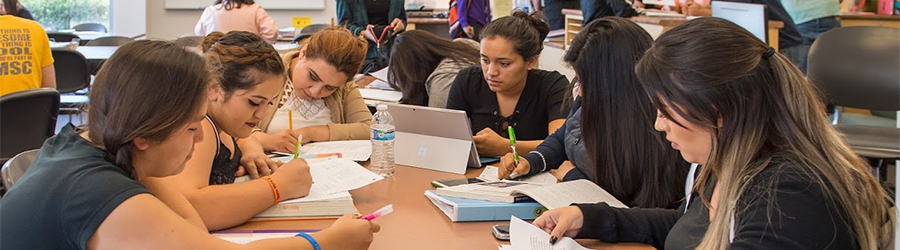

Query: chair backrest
[293,24,329,43]
[46,32,80,43]
[1,149,40,190]
[85,36,133,46]
[51,48,91,94]
[808,26,900,111]
[73,23,107,33]
[0,89,59,162]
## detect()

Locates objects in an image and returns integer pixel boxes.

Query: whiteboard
[164,0,325,10]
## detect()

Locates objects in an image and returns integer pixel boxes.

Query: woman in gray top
[388,30,479,108]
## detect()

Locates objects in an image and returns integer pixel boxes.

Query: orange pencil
[288,110,294,130]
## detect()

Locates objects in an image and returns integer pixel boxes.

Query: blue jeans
[784,16,842,73]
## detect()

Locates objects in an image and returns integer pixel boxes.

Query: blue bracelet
[295,232,321,250]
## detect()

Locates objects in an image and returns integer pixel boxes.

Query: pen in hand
[362,204,394,220]
[293,135,303,159]
[507,126,520,179]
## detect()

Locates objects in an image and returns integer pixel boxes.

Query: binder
[424,190,547,222]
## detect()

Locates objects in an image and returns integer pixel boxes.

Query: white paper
[366,79,395,90]
[508,216,591,250]
[480,165,558,184]
[515,180,628,210]
[307,158,383,191]
[297,140,372,161]
[358,88,403,102]
[368,66,390,81]
[214,232,300,244]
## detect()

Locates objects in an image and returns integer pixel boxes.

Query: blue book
[424,190,547,222]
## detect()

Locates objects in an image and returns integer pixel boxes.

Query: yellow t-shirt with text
[0,15,54,96]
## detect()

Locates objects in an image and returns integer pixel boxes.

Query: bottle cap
[376,104,388,111]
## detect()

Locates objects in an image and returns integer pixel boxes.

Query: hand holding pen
[507,126,521,179]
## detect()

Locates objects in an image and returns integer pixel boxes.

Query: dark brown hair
[2,0,18,16]
[480,10,550,61]
[637,17,891,249]
[565,17,686,209]
[214,0,255,10]
[303,25,368,82]
[388,30,479,106]
[201,31,284,99]
[87,40,214,179]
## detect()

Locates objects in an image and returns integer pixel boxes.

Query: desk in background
[841,13,900,28]
[230,165,656,250]
[561,9,783,51]
[408,17,450,38]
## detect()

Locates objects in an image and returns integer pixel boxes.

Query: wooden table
[408,17,450,38]
[229,165,655,250]
[561,9,783,50]
[841,13,900,29]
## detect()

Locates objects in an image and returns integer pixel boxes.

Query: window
[19,0,110,31]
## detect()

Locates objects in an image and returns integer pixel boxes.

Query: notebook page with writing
[514,179,628,210]
[503,216,590,250]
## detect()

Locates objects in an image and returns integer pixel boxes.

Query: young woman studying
[243,25,371,154]
[532,18,893,249]
[144,31,313,231]
[447,11,570,157]
[194,0,279,43]
[388,30,479,108]
[497,17,688,209]
[0,40,380,250]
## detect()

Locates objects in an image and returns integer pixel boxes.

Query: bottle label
[372,128,395,141]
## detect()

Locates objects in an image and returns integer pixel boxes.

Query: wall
[110,0,146,38]
[145,0,338,40]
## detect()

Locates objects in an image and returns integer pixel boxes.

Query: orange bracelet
[261,176,282,204]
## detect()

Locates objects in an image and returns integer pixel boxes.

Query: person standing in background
[540,0,581,30]
[337,0,407,73]
[780,0,841,72]
[450,0,491,40]
[194,0,279,43]
[0,0,55,97]
[579,0,642,26]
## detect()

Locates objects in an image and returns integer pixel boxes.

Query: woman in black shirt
[447,11,569,157]
[533,18,892,249]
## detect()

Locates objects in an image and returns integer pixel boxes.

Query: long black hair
[565,17,687,209]
[388,30,479,106]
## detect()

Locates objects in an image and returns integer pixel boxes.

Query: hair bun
[201,32,225,52]
[511,10,550,41]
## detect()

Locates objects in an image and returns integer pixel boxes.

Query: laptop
[386,103,482,174]
[711,1,768,44]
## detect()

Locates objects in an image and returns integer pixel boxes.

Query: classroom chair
[807,26,900,179]
[0,89,60,165]
[1,149,40,195]
[73,23,108,33]
[85,36,133,46]
[293,24,329,43]
[47,32,80,43]
[51,48,92,120]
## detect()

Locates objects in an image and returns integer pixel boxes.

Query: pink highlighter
[362,204,394,221]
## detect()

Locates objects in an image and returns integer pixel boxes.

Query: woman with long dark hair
[498,17,688,209]
[388,30,479,108]
[533,17,893,249]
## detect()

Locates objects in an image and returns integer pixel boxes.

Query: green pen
[507,126,520,179]
[293,135,303,159]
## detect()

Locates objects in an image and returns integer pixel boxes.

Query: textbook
[424,190,546,222]
[253,191,357,219]
[435,179,629,210]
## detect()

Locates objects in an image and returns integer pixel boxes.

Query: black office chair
[292,24,329,43]
[0,89,60,165]
[807,26,900,179]
[85,36,133,46]
[51,48,92,118]
[46,32,80,43]
[73,23,107,33]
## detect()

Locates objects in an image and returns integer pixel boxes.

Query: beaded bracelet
[261,176,281,204]
[295,232,321,250]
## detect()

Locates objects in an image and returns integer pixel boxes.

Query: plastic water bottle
[370,104,395,176]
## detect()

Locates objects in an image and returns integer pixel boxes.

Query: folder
[424,190,546,222]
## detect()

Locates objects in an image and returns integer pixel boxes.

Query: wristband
[295,232,321,250]
[261,176,281,204]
